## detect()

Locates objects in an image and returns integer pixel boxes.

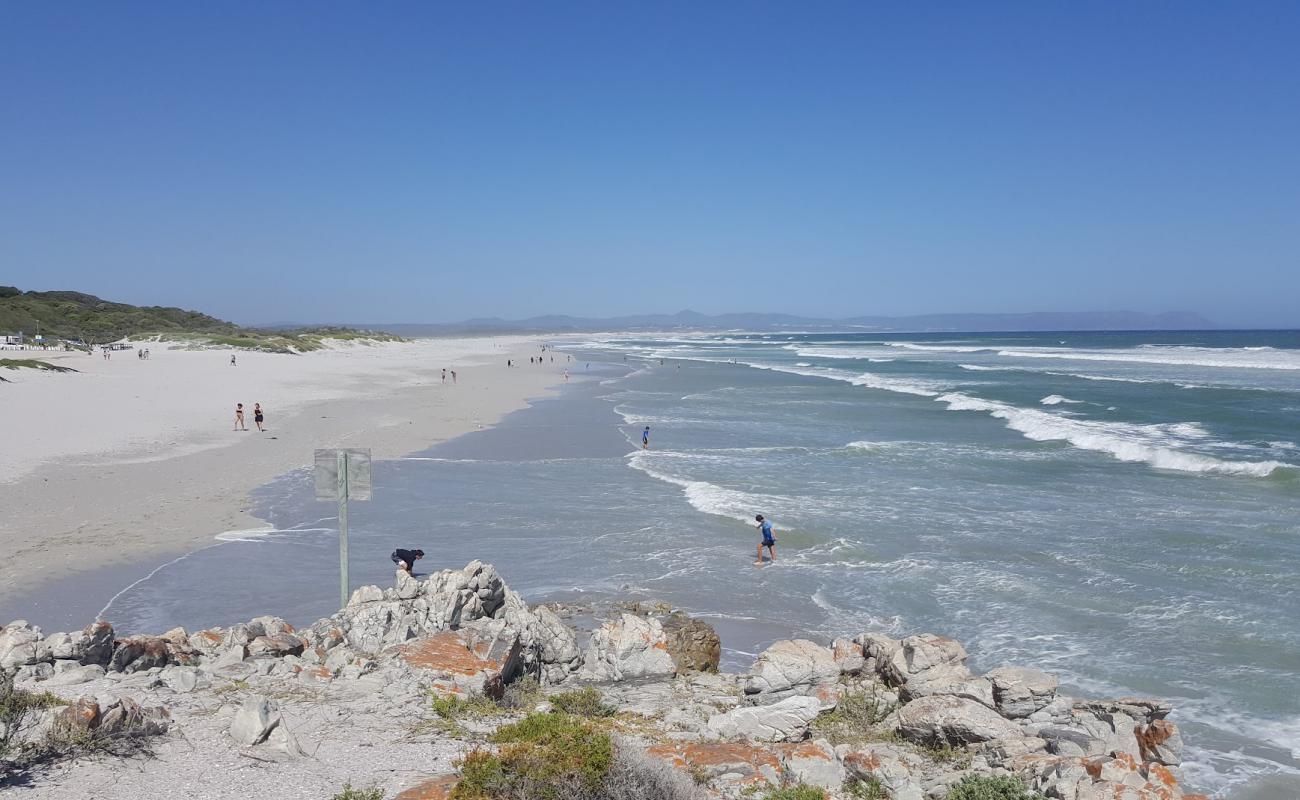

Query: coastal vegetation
[0,287,401,352]
[0,359,79,381]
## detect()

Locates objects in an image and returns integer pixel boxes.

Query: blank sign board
[314,449,373,501]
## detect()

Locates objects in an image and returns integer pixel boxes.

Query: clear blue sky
[2,3,1297,327]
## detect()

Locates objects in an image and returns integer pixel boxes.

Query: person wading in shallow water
[391,548,424,575]
[754,514,777,565]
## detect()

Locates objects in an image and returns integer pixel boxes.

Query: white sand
[0,337,570,605]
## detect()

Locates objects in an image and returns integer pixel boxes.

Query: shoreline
[0,337,570,616]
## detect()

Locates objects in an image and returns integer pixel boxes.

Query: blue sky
[2,3,1297,326]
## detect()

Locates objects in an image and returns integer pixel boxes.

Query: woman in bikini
[254,403,265,432]
[234,403,246,431]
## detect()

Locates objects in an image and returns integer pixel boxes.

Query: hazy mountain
[369,309,1218,336]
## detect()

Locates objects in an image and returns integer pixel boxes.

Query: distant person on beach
[230,355,237,366]
[442,369,447,383]
[754,514,777,565]
[391,548,424,575]
[642,426,651,449]
[234,403,246,431]
[451,370,457,383]
[254,402,265,432]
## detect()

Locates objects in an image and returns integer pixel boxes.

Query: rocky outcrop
[3,562,1198,800]
[743,639,840,709]
[581,613,676,682]
[707,694,822,742]
[659,611,721,673]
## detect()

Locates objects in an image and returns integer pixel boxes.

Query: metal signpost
[314,448,373,608]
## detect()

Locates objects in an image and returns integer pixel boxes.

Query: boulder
[45,664,106,686]
[706,695,821,742]
[53,696,168,739]
[15,662,53,682]
[986,666,1059,719]
[581,613,676,682]
[1136,719,1184,766]
[660,611,721,673]
[80,621,115,666]
[230,696,284,746]
[881,634,968,687]
[0,621,50,669]
[855,632,901,678]
[647,742,783,788]
[832,637,866,676]
[246,616,295,638]
[45,631,86,661]
[395,622,521,699]
[839,742,927,800]
[248,633,306,659]
[780,739,845,790]
[395,569,422,600]
[895,695,1023,745]
[161,665,208,693]
[902,674,996,709]
[108,636,172,673]
[742,639,839,707]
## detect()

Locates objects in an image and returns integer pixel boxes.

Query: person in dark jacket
[391,548,424,575]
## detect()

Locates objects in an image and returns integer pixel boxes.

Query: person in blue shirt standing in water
[642,426,651,449]
[754,514,777,565]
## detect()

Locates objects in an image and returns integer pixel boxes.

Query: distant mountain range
[369,310,1218,336]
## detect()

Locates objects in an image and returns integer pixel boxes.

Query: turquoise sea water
[49,329,1300,798]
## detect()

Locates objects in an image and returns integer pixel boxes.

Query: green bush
[330,784,384,800]
[499,677,543,711]
[810,687,899,745]
[549,686,615,718]
[453,713,613,800]
[1,668,65,766]
[845,775,888,800]
[762,786,827,800]
[946,775,1044,800]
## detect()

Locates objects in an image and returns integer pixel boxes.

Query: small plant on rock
[1,668,66,771]
[330,784,385,800]
[499,677,543,711]
[548,686,615,718]
[946,774,1045,800]
[762,786,827,800]
[810,687,899,745]
[845,775,888,800]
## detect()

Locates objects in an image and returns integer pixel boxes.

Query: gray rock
[45,664,106,686]
[660,611,721,673]
[902,673,995,709]
[895,695,1023,745]
[109,636,171,674]
[742,639,839,707]
[161,665,207,693]
[832,637,866,676]
[394,569,422,599]
[45,631,86,661]
[1136,719,1184,766]
[986,666,1059,719]
[838,742,927,800]
[780,738,844,790]
[0,621,50,669]
[581,613,676,682]
[229,696,280,746]
[15,662,53,682]
[706,694,821,742]
[881,634,968,687]
[247,633,305,659]
[80,621,115,666]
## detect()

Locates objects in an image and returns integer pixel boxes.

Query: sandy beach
[0,336,569,607]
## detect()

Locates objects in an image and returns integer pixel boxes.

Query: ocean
[37,329,1300,798]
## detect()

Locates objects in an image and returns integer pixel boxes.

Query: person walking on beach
[754,514,777,565]
[253,402,265,432]
[230,354,237,367]
[450,370,457,383]
[391,548,424,575]
[234,403,246,431]
[442,369,447,383]
[642,426,651,449]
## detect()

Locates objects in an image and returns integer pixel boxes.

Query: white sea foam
[997,345,1300,371]
[1039,394,1083,405]
[936,393,1292,477]
[626,451,793,522]
[886,342,995,353]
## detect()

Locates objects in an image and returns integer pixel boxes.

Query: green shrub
[946,774,1044,800]
[499,677,543,711]
[453,713,614,800]
[762,786,827,800]
[1,668,65,765]
[549,686,615,718]
[845,775,888,800]
[810,687,899,745]
[330,784,384,800]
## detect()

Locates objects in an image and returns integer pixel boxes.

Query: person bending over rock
[391,548,424,575]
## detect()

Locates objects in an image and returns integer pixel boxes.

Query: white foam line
[96,544,223,622]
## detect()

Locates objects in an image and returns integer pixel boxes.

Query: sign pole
[337,450,350,608]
